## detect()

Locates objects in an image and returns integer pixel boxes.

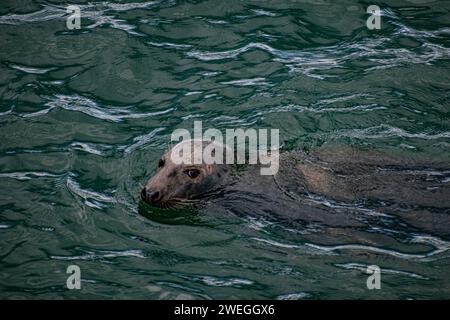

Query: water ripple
[0,171,62,181]
[70,142,116,157]
[335,263,429,280]
[43,94,174,122]
[221,77,272,87]
[176,273,254,288]
[50,248,146,261]
[253,234,450,261]
[255,103,385,117]
[335,125,450,140]
[185,24,450,78]
[276,292,310,300]
[119,127,165,154]
[66,174,116,210]
[7,63,57,75]
[0,1,167,36]
[2,130,166,158]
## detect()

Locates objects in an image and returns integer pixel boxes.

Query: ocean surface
[1,0,450,299]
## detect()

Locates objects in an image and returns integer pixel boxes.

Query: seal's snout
[141,188,162,204]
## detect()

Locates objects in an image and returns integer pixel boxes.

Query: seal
[141,140,450,208]
[140,140,450,240]
[141,140,450,212]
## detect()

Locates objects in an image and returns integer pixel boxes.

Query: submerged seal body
[141,140,450,208]
[141,140,450,239]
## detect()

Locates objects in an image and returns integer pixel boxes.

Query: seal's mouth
[143,199,190,209]
[140,189,198,209]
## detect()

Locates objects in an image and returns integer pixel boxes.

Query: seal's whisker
[171,198,199,204]
[169,198,199,204]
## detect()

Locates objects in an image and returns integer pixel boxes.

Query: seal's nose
[141,188,162,204]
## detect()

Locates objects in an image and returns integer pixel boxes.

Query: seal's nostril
[140,188,147,200]
[150,191,160,202]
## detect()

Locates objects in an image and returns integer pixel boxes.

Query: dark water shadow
[138,200,211,226]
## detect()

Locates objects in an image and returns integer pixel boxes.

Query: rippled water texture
[1,0,450,299]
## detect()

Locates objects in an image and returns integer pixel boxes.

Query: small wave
[303,193,393,218]
[205,19,228,25]
[185,19,450,78]
[254,103,385,117]
[20,106,56,118]
[204,93,219,99]
[3,132,165,157]
[211,115,258,127]
[235,9,279,19]
[3,143,113,157]
[252,234,450,261]
[253,238,305,250]
[43,94,174,122]
[221,77,271,87]
[365,42,450,72]
[8,63,56,75]
[70,142,116,156]
[0,171,62,181]
[335,125,450,140]
[384,7,450,40]
[101,1,159,11]
[314,93,373,106]
[250,9,278,17]
[66,174,116,209]
[0,2,165,36]
[0,108,13,117]
[119,127,165,154]
[0,5,67,24]
[186,42,339,79]
[200,71,221,77]
[276,292,310,300]
[244,216,274,232]
[335,263,429,280]
[306,236,450,261]
[177,273,254,287]
[148,41,192,50]
[50,248,145,261]
[187,42,276,61]
[186,42,335,79]
[184,91,202,96]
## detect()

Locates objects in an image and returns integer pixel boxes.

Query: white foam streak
[253,234,450,261]
[51,249,145,261]
[335,263,429,280]
[0,2,163,36]
[44,94,174,122]
[0,171,62,181]
[66,174,116,209]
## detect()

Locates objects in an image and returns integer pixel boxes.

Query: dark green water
[1,0,450,299]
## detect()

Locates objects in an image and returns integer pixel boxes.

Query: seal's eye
[158,159,165,168]
[185,169,200,179]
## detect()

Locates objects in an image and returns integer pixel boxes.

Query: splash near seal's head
[140,139,230,208]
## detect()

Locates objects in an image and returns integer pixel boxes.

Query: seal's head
[141,139,229,208]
